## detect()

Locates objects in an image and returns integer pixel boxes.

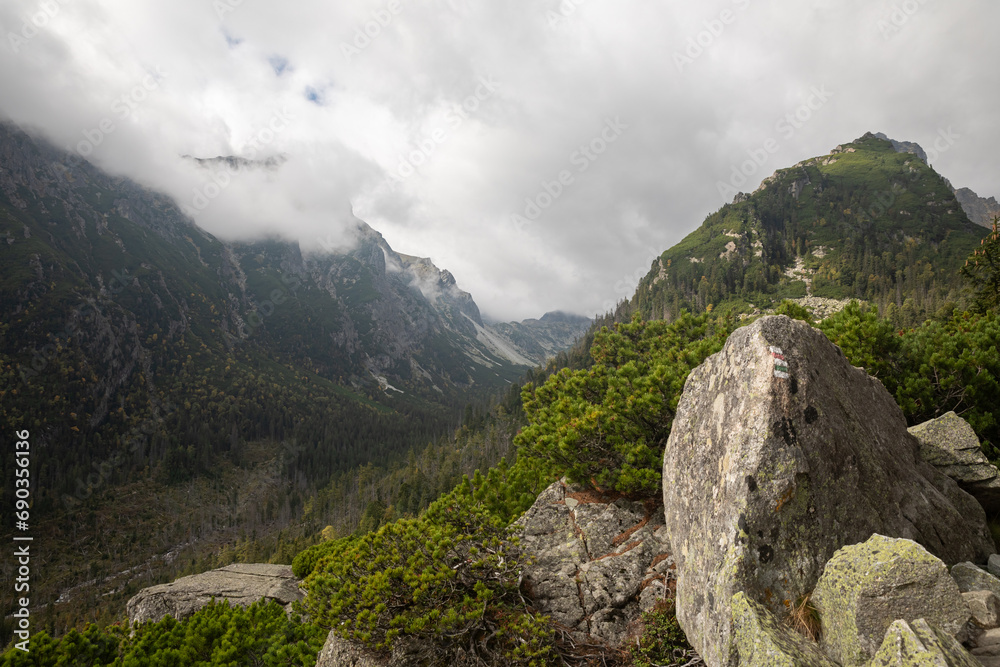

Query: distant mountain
[0,121,585,629]
[954,187,1000,228]
[630,132,989,322]
[489,311,593,366]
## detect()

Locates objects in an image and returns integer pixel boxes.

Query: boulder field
[129,315,1000,667]
[662,315,1000,666]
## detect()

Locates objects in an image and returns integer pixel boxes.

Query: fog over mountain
[1,0,998,320]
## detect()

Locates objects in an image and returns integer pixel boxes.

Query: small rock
[813,535,971,666]
[870,618,980,667]
[973,627,1000,658]
[964,590,1000,629]
[988,554,1000,579]
[952,562,1000,599]
[731,592,837,666]
[316,631,389,667]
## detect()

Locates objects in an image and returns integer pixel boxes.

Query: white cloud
[1,0,997,321]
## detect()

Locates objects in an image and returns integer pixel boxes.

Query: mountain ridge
[630,131,989,323]
[0,119,588,631]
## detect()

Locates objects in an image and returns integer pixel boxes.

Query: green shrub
[628,599,696,667]
[514,312,730,496]
[303,487,555,666]
[1,600,326,666]
[775,299,815,325]
[820,303,1000,456]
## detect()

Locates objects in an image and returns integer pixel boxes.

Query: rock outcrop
[870,619,981,667]
[954,186,1000,229]
[661,315,993,667]
[909,411,1000,517]
[516,479,673,648]
[126,563,303,625]
[730,593,836,666]
[812,535,971,665]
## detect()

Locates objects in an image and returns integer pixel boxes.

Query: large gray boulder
[661,315,993,667]
[516,479,674,647]
[812,535,971,665]
[909,411,1000,516]
[126,563,303,624]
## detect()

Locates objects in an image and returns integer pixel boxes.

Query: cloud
[1,0,997,321]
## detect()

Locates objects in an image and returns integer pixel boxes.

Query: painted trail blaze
[770,346,789,379]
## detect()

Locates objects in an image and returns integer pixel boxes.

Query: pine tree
[963,216,1000,313]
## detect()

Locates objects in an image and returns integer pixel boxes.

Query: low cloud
[1,0,997,321]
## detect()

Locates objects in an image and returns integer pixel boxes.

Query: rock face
[812,535,971,666]
[870,619,981,667]
[126,563,303,625]
[516,479,674,647]
[909,411,1000,516]
[316,631,390,667]
[661,316,993,667]
[954,186,1000,229]
[730,593,836,666]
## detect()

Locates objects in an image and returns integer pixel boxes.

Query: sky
[1,0,998,322]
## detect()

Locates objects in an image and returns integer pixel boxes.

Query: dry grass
[788,593,821,641]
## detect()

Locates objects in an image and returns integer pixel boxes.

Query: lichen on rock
[870,618,981,667]
[909,411,1000,516]
[661,316,992,667]
[731,592,837,666]
[812,534,971,666]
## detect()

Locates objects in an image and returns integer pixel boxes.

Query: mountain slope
[0,121,584,633]
[631,132,989,322]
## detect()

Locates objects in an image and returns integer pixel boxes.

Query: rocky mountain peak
[871,131,929,163]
